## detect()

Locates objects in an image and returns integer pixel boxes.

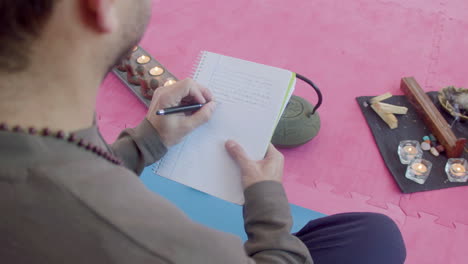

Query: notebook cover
[356,92,468,193]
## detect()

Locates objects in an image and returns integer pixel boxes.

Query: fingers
[200,86,213,102]
[179,79,210,104]
[225,140,251,168]
[185,101,216,128]
[154,79,213,109]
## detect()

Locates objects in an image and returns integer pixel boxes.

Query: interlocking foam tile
[96,0,468,263]
[283,180,407,227]
[399,190,468,229]
[401,213,468,264]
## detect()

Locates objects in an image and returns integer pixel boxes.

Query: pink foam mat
[96,0,468,263]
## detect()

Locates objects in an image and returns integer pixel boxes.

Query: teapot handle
[296,73,323,115]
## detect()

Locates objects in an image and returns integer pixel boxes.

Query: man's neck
[0,60,104,132]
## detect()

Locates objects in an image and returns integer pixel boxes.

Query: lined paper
[154,52,295,204]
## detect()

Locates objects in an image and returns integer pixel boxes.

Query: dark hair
[0,0,55,71]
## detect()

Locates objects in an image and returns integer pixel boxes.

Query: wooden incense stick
[401,77,466,158]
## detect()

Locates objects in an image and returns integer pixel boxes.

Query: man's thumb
[225,140,249,166]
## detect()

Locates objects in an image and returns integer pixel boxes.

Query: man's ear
[82,0,118,33]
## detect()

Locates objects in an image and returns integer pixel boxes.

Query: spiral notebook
[153,51,296,204]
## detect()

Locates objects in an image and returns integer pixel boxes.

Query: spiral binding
[154,51,209,175]
[190,51,208,80]
[152,161,161,173]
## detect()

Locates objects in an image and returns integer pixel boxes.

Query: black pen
[156,103,205,115]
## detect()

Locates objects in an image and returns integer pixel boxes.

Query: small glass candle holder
[445,158,468,182]
[405,159,432,184]
[398,140,423,164]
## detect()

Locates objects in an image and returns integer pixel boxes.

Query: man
[0,1,406,263]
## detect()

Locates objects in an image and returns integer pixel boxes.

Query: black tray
[356,92,468,193]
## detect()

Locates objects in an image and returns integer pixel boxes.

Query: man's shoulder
[0,158,172,263]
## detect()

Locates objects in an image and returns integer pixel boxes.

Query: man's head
[0,0,152,74]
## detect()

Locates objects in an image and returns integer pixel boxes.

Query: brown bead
[56,131,65,139]
[42,128,50,136]
[12,126,22,132]
[28,127,37,135]
[0,121,122,166]
[68,134,76,142]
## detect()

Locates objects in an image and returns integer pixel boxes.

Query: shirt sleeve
[110,118,167,175]
[243,181,313,263]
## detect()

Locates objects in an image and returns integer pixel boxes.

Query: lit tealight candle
[450,164,466,177]
[164,79,177,87]
[149,66,165,76]
[404,146,417,155]
[132,46,139,52]
[411,162,427,176]
[137,55,151,64]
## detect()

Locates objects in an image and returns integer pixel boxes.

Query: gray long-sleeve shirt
[0,119,312,263]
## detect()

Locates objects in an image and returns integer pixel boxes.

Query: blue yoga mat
[140,167,325,241]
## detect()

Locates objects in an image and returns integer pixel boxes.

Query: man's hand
[146,79,216,147]
[225,140,284,189]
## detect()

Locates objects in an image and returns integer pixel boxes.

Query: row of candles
[398,140,467,184]
[117,46,177,99]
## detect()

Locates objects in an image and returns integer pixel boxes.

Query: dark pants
[295,212,406,264]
